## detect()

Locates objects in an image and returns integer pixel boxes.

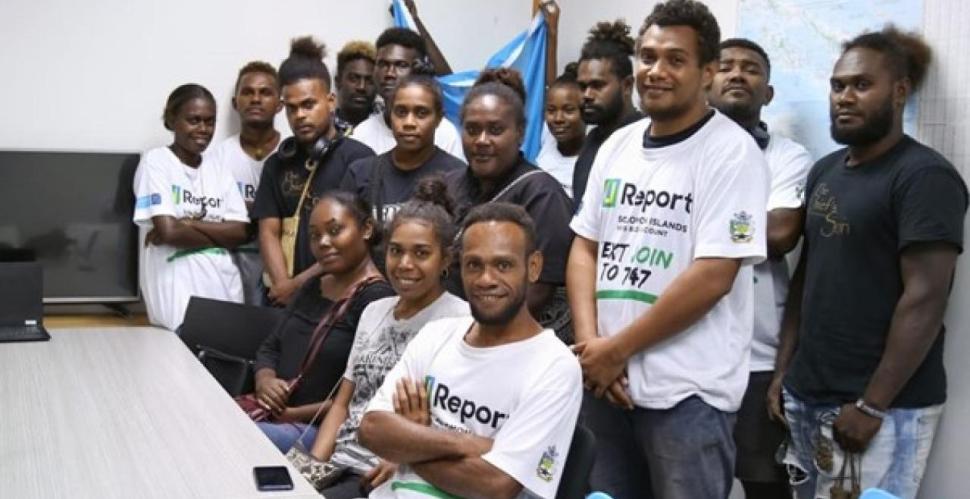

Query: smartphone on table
[253,466,294,491]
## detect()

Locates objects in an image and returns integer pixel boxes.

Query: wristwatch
[854,399,887,419]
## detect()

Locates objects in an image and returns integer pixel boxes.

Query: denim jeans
[255,421,318,453]
[583,393,737,499]
[782,388,942,499]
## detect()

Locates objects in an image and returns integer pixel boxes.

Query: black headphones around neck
[277,133,339,164]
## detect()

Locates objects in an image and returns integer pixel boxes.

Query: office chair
[179,297,285,396]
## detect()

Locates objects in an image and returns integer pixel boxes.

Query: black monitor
[0,150,140,303]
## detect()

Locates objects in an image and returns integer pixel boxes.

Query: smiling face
[233,71,282,127]
[461,94,523,181]
[391,83,441,154]
[308,198,373,275]
[460,221,539,326]
[170,97,216,157]
[544,84,585,146]
[282,78,335,146]
[636,24,715,124]
[386,219,448,305]
[829,47,903,146]
[708,46,772,124]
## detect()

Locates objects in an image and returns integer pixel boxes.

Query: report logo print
[603,179,621,207]
[536,446,558,482]
[172,185,182,204]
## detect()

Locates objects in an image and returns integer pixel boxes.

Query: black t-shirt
[571,110,644,206]
[785,136,968,408]
[445,157,575,297]
[253,278,395,407]
[341,147,464,275]
[340,147,465,225]
[251,137,375,275]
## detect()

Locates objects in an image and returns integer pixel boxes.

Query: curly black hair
[843,24,932,91]
[376,27,428,58]
[720,38,771,78]
[279,36,331,90]
[640,0,721,66]
[579,20,635,79]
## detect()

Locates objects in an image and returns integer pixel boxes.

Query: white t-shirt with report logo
[750,134,812,372]
[570,111,768,412]
[366,316,582,499]
[205,134,266,205]
[133,146,249,330]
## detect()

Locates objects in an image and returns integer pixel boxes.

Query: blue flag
[391,0,548,161]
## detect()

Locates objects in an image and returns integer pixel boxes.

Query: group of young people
[131,0,967,498]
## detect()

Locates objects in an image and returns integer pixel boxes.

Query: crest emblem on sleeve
[536,446,558,482]
[730,211,754,243]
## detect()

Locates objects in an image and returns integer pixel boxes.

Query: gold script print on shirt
[282,170,306,198]
[809,183,851,237]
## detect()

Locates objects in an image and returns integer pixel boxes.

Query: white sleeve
[132,152,176,227]
[435,119,467,163]
[219,167,250,223]
[693,142,769,264]
[569,140,611,242]
[481,356,583,499]
[767,140,812,211]
[364,322,435,414]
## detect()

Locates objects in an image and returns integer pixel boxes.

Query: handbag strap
[292,158,320,219]
[489,169,544,203]
[452,169,546,246]
[291,274,385,390]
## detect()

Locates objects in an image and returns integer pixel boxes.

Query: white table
[0,327,321,498]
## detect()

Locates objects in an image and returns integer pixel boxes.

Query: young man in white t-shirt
[708,37,812,499]
[351,28,464,160]
[360,203,582,499]
[206,61,282,305]
[567,2,769,497]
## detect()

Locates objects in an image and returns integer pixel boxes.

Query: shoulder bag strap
[292,159,320,219]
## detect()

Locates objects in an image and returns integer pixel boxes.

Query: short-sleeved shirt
[351,112,465,161]
[251,137,374,275]
[571,110,643,207]
[750,133,813,371]
[253,278,395,407]
[570,110,769,411]
[535,139,578,198]
[340,147,465,225]
[329,293,469,473]
[132,146,249,330]
[365,316,583,499]
[785,135,968,408]
[446,158,575,296]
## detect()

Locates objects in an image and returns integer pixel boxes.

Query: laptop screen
[0,262,43,326]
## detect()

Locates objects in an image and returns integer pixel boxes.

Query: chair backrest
[179,297,286,395]
[555,424,597,499]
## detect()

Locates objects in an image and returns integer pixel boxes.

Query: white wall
[0,0,531,153]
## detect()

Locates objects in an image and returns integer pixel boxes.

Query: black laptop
[0,262,52,342]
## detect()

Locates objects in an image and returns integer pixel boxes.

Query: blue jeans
[583,393,736,499]
[782,388,942,499]
[256,421,318,453]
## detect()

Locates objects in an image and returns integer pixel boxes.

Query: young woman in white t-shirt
[303,177,468,498]
[536,63,585,197]
[132,84,250,330]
